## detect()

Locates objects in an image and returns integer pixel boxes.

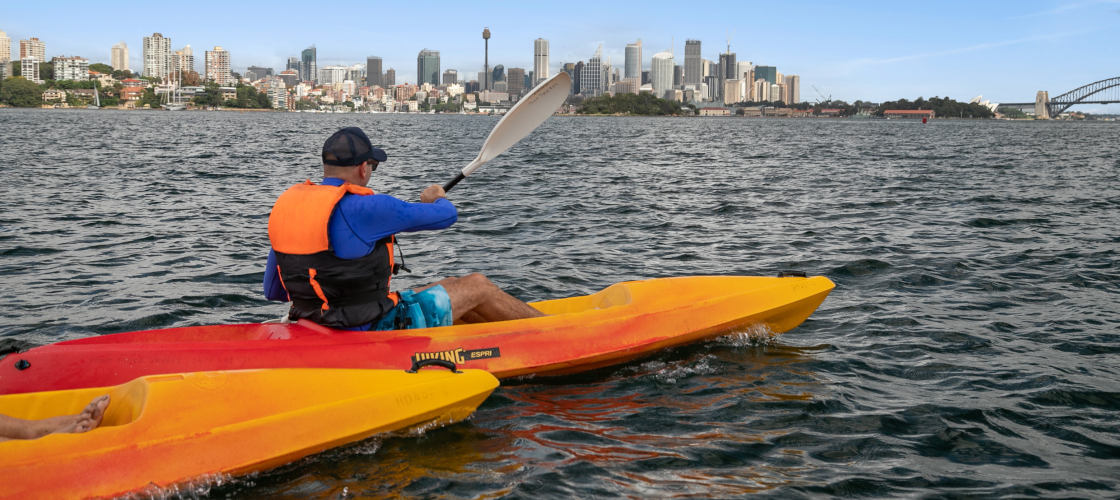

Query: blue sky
[3,0,1118,109]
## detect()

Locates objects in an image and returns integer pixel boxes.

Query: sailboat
[87,80,100,109]
[162,70,187,111]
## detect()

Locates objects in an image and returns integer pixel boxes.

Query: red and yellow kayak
[0,275,833,395]
[0,367,498,500]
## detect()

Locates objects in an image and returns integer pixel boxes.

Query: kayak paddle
[443,71,571,192]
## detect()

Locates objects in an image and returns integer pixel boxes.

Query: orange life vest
[268,181,398,328]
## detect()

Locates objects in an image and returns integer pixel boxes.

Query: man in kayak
[0,395,109,440]
[263,127,543,331]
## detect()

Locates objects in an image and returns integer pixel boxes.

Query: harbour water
[1,109,1117,498]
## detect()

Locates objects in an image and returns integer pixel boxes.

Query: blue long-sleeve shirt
[263,177,457,301]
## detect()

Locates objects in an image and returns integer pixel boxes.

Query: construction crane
[812,85,831,105]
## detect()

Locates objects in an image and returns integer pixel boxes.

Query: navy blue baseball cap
[322,127,388,167]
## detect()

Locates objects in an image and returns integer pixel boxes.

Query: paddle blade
[463,71,571,177]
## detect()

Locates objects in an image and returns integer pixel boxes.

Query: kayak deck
[0,368,498,499]
[0,275,834,394]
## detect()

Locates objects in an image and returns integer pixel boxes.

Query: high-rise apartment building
[20,37,46,62]
[366,56,382,87]
[624,40,642,94]
[21,58,41,83]
[442,69,458,85]
[301,46,317,83]
[384,68,396,86]
[172,45,194,76]
[650,51,674,100]
[507,67,525,96]
[0,31,9,64]
[533,38,549,86]
[111,41,129,71]
[204,46,231,85]
[417,49,440,86]
[143,33,171,80]
[755,65,777,84]
[53,56,89,81]
[579,45,603,96]
[684,39,701,86]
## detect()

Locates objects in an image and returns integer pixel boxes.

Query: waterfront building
[507,67,525,96]
[579,45,602,96]
[53,56,89,81]
[755,65,777,84]
[21,58,41,83]
[442,69,458,85]
[783,75,800,104]
[20,37,46,62]
[650,51,674,100]
[624,40,642,94]
[204,46,232,85]
[384,68,395,86]
[684,39,701,86]
[533,38,549,86]
[301,46,316,83]
[417,49,440,86]
[366,56,382,87]
[111,41,128,72]
[143,33,171,80]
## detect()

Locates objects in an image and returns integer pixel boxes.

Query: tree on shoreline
[0,77,44,107]
[874,97,993,118]
[578,92,684,115]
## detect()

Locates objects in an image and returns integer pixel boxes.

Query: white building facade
[143,33,172,80]
[533,38,549,86]
[111,42,129,71]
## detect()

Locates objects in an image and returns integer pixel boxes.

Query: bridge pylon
[1034,91,1050,119]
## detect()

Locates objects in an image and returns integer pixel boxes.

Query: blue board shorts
[374,285,453,331]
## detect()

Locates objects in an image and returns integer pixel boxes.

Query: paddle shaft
[443,173,466,192]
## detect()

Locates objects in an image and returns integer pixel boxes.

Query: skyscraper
[442,69,458,85]
[718,49,735,102]
[205,46,231,85]
[286,57,300,72]
[416,49,440,86]
[507,67,526,96]
[650,51,674,100]
[143,33,171,80]
[755,65,777,84]
[783,74,800,104]
[301,46,316,83]
[684,39,701,86]
[110,41,128,72]
[384,68,396,86]
[366,56,382,87]
[624,40,642,94]
[482,27,490,90]
[533,38,549,86]
[579,45,602,96]
[491,64,505,85]
[571,61,582,95]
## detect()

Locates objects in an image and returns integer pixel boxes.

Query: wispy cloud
[843,31,1089,67]
[1011,0,1120,19]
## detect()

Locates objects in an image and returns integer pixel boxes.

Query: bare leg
[0,394,109,441]
[423,273,545,324]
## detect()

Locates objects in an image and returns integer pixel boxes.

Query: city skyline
[1,0,1118,110]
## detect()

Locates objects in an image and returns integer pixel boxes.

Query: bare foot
[61,395,110,434]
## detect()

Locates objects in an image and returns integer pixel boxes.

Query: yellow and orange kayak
[0,275,834,394]
[0,367,498,499]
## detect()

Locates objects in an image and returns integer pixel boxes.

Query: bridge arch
[1049,76,1120,115]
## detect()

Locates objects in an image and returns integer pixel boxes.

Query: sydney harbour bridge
[999,76,1120,118]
